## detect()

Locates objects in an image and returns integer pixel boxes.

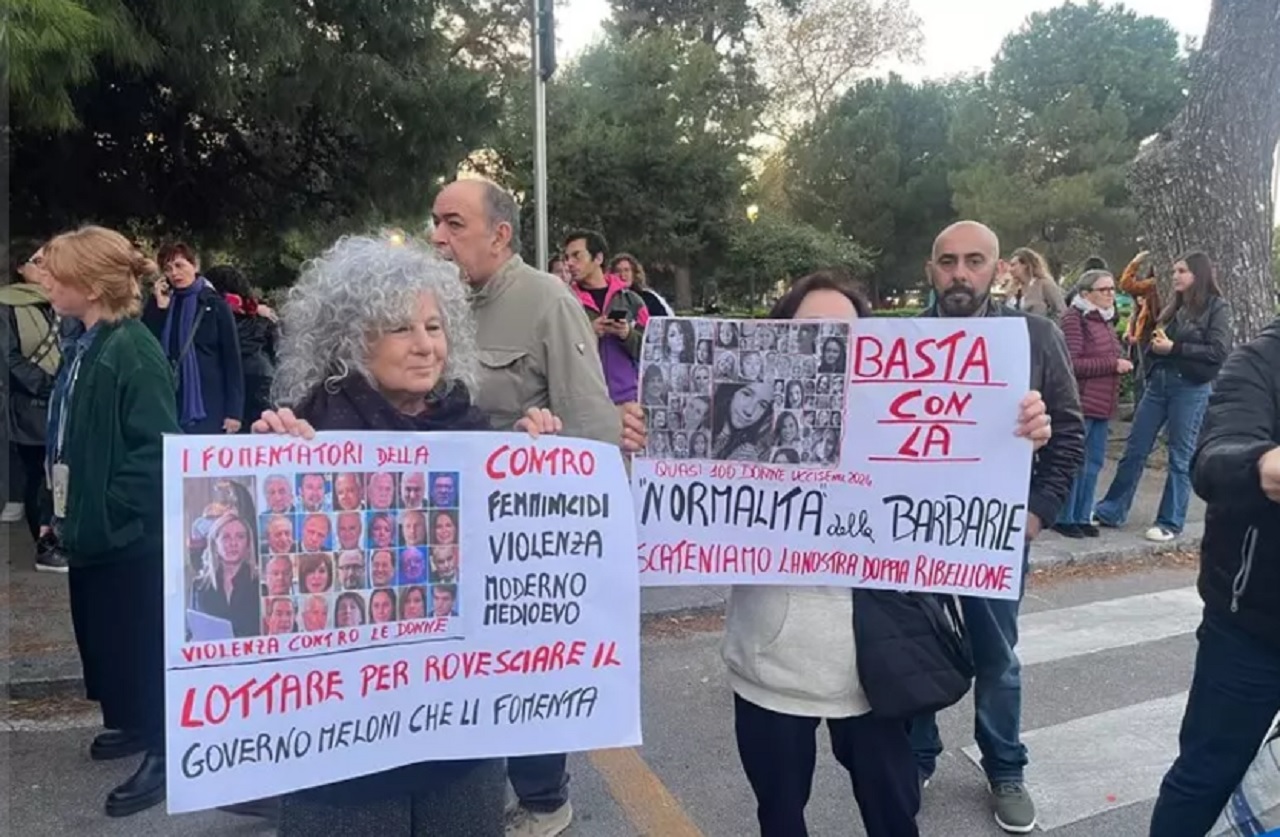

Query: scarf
[293,373,492,433]
[161,279,209,427]
[224,293,259,317]
[1072,293,1114,321]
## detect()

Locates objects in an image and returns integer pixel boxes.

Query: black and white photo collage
[639,318,849,466]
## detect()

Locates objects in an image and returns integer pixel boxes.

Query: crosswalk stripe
[1018,587,1202,667]
[964,692,1188,830]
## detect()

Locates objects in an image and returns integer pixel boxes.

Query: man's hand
[1116,358,1134,374]
[223,418,242,434]
[1026,512,1043,540]
[1260,446,1280,503]
[1014,391,1052,452]
[515,408,562,439]
[621,403,647,453]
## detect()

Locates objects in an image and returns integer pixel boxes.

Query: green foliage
[784,75,957,299]
[948,1,1187,273]
[9,0,514,286]
[489,29,764,298]
[720,215,872,299]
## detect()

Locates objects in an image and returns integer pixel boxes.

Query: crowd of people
[2,177,1277,837]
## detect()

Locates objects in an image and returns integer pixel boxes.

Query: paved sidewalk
[1,446,1204,699]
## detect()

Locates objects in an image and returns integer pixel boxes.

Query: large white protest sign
[163,432,639,813]
[633,316,1034,599]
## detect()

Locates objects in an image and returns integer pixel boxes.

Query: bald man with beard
[907,221,1084,834]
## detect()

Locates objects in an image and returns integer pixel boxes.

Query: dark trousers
[68,545,165,751]
[1149,611,1280,837]
[8,442,48,542]
[734,694,920,837]
[508,753,569,813]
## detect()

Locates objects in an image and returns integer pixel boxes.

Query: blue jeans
[910,554,1029,784]
[1057,417,1110,526]
[1095,366,1210,533]
[1149,612,1280,837]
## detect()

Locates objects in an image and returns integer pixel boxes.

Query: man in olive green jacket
[431,178,641,837]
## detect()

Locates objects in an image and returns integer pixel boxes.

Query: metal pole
[532,0,550,272]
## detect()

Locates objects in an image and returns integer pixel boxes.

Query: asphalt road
[3,560,1202,836]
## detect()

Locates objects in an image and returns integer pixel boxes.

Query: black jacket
[1149,296,1232,384]
[1193,318,1280,648]
[924,302,1086,527]
[143,283,244,431]
[2,298,58,445]
[235,312,277,378]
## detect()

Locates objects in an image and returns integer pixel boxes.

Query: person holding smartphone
[563,229,650,405]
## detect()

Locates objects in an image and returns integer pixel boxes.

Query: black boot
[105,751,166,817]
[90,729,148,761]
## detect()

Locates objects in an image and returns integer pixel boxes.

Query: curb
[5,530,1202,703]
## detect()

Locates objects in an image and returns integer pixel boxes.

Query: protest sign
[164,432,639,813]
[633,316,1034,599]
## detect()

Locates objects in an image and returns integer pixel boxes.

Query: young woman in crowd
[1007,247,1065,319]
[142,241,244,434]
[722,271,1053,837]
[190,511,262,636]
[1053,270,1130,538]
[41,225,180,816]
[242,234,562,833]
[611,252,675,317]
[1094,251,1232,542]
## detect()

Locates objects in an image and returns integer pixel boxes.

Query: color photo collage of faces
[640,319,850,465]
[182,471,462,644]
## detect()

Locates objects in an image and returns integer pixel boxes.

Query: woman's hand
[1150,335,1174,355]
[223,418,243,434]
[1015,390,1052,452]
[621,403,647,453]
[515,408,562,438]
[1116,358,1134,374]
[252,408,316,439]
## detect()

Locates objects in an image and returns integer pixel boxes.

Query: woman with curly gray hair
[240,234,561,834]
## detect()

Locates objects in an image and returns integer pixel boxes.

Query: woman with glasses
[1052,270,1129,538]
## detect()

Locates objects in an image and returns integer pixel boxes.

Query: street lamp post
[746,204,760,317]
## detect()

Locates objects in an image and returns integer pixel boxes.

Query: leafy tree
[720,215,872,307]
[949,1,1187,272]
[784,75,957,300]
[755,0,922,136]
[8,0,516,286]
[6,0,157,131]
[488,30,765,307]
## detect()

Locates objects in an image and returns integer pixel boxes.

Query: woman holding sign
[246,234,563,834]
[722,272,1055,837]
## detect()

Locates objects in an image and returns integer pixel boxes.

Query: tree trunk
[1128,0,1280,343]
[674,265,693,311]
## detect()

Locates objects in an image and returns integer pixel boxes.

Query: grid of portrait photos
[181,470,463,643]
[639,318,849,466]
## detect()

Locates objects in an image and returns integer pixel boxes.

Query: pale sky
[559,0,1212,79]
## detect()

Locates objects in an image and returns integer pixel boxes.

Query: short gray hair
[479,179,522,254]
[272,235,479,407]
[1076,269,1114,293]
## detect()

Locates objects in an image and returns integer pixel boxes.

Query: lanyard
[53,350,87,464]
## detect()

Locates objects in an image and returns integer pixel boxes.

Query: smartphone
[608,311,627,322]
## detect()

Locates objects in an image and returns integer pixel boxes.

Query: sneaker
[1080,524,1101,537]
[35,550,69,574]
[1,502,24,523]
[991,782,1037,834]
[1144,526,1176,543]
[505,802,573,837]
[1051,523,1084,538]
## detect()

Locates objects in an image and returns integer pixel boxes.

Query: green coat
[59,318,180,564]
